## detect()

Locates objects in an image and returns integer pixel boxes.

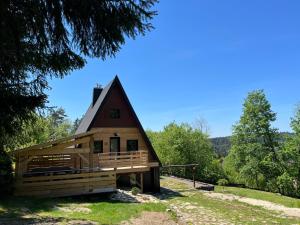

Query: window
[127,140,138,151]
[110,109,120,119]
[93,140,103,153]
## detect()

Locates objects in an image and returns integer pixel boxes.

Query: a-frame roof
[75,79,114,134]
[76,76,160,164]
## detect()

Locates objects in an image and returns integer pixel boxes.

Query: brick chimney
[92,84,102,106]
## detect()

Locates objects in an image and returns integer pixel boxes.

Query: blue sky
[47,0,300,137]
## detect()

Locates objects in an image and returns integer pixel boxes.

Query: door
[110,137,120,154]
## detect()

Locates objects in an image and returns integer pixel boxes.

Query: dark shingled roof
[75,75,161,164]
[75,79,113,134]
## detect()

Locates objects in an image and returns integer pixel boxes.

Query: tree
[279,105,300,197]
[226,90,281,190]
[47,107,73,140]
[0,107,73,194]
[4,107,73,153]
[71,116,83,134]
[0,0,157,149]
[147,122,215,182]
[193,116,210,134]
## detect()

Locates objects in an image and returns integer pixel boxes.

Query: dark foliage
[0,0,157,140]
[210,136,231,157]
[211,132,293,158]
[0,0,156,194]
[0,149,13,195]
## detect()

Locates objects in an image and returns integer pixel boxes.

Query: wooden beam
[148,162,159,167]
[14,130,98,154]
[141,172,144,193]
[89,136,94,172]
[25,137,90,155]
[78,153,89,164]
[27,148,90,156]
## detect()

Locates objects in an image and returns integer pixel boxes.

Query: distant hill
[210,132,293,158]
[210,136,231,157]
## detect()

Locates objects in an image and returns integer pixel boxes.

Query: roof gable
[90,80,138,128]
[75,76,160,164]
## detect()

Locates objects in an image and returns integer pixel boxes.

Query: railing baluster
[97,150,147,169]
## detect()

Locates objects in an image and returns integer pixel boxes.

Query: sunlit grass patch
[215,185,300,208]
[0,195,167,224]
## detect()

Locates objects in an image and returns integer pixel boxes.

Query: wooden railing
[15,170,116,197]
[22,150,148,176]
[94,150,148,169]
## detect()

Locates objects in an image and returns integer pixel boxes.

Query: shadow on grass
[156,187,184,200]
[0,192,128,224]
[0,216,64,225]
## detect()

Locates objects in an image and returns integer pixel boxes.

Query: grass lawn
[1,178,300,225]
[0,194,166,224]
[215,185,300,208]
[160,176,300,225]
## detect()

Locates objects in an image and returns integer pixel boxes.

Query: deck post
[89,136,94,172]
[192,166,196,188]
[141,172,144,193]
[140,151,142,165]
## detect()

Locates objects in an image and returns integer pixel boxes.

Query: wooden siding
[91,128,148,153]
[15,170,116,197]
[92,84,137,127]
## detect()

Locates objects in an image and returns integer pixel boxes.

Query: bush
[0,149,13,195]
[131,187,140,195]
[217,178,229,186]
[203,159,226,184]
[277,172,295,197]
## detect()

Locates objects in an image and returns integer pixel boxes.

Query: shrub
[203,159,226,184]
[0,149,13,195]
[277,172,295,197]
[217,178,229,186]
[131,187,140,195]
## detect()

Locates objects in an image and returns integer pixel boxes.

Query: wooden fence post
[192,166,196,188]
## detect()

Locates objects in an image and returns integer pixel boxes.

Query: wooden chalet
[14,76,161,197]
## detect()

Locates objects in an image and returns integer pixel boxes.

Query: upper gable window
[110,109,120,119]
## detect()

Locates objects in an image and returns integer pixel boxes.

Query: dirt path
[159,178,233,224]
[121,212,178,225]
[169,176,300,219]
[204,192,300,218]
[168,201,232,225]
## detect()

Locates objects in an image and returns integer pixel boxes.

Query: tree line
[147,90,300,198]
[210,132,293,158]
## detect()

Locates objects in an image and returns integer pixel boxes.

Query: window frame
[109,108,120,119]
[93,140,103,153]
[127,139,139,152]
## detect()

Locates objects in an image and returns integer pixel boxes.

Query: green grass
[1,179,300,225]
[215,185,300,208]
[0,194,167,224]
[160,176,300,225]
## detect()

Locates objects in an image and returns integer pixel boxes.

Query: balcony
[95,150,148,169]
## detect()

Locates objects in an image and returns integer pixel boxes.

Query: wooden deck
[14,151,153,197]
[13,131,160,197]
[15,170,116,197]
